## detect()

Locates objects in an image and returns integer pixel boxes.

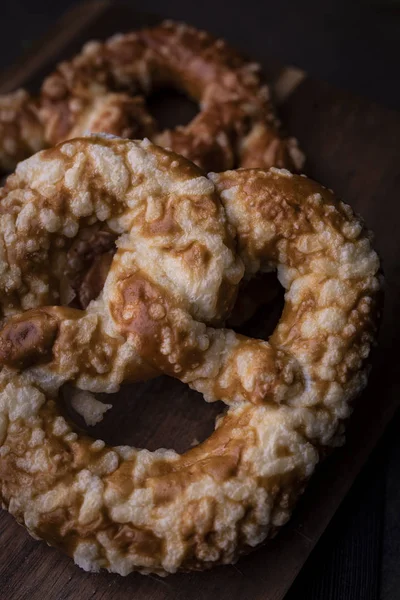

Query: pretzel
[0,21,304,175]
[0,137,381,575]
[0,90,45,172]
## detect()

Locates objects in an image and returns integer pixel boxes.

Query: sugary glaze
[0,21,303,174]
[0,137,381,575]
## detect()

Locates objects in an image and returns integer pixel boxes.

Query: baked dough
[0,137,380,575]
[0,21,303,174]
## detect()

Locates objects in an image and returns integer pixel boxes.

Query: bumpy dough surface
[0,21,303,174]
[0,136,381,576]
[0,90,45,172]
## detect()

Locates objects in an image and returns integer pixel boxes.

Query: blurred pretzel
[0,21,304,174]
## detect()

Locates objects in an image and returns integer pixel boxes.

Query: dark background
[0,1,399,599]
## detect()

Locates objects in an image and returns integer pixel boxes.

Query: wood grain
[0,3,399,599]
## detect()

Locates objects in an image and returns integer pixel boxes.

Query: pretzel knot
[0,136,381,575]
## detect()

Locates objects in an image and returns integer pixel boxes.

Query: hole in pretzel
[229,272,285,341]
[146,87,198,131]
[62,379,225,454]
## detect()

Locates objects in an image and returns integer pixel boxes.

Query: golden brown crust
[0,138,380,576]
[0,90,44,172]
[0,21,303,174]
[0,308,58,369]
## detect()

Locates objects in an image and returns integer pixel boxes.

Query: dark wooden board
[0,2,399,599]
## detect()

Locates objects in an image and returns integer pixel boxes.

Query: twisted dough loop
[0,21,303,174]
[0,137,380,575]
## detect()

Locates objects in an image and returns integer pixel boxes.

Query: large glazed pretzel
[0,137,380,575]
[0,21,303,174]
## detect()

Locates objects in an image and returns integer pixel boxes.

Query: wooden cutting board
[0,2,399,599]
